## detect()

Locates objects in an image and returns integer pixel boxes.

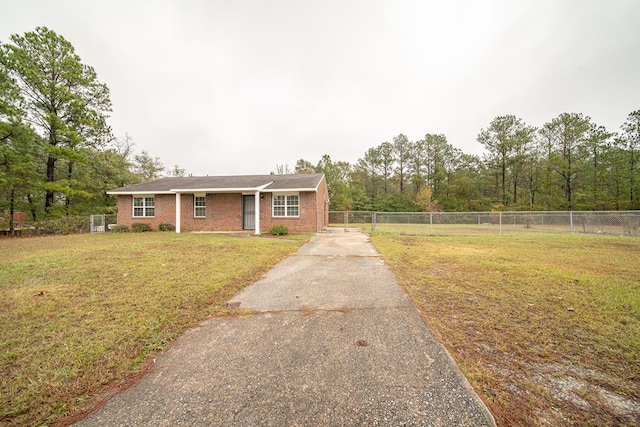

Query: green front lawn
[373,234,640,426]
[0,232,307,426]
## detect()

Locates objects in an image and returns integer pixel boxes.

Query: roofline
[107,175,325,195]
[106,190,175,195]
[269,187,319,193]
[109,187,320,195]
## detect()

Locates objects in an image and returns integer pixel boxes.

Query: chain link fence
[329,211,640,237]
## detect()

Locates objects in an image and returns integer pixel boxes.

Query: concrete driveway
[75,228,495,426]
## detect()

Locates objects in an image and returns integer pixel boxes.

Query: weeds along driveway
[75,228,495,426]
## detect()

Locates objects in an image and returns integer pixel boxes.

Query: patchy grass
[0,232,307,427]
[372,234,640,426]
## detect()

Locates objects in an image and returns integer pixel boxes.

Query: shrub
[131,223,152,232]
[158,223,176,232]
[111,224,130,233]
[270,224,289,236]
[33,217,90,235]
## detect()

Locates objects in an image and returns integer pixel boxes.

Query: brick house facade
[108,174,329,234]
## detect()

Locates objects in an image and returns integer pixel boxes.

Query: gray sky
[2,0,639,176]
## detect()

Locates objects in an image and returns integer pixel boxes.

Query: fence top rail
[330,210,640,215]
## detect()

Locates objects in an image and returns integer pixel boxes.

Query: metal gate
[90,214,117,233]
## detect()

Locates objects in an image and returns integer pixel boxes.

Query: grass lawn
[0,232,308,427]
[372,233,640,426]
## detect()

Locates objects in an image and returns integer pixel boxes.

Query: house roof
[107,173,325,195]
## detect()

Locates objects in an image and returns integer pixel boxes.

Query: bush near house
[110,224,130,233]
[130,223,152,232]
[270,224,289,235]
[158,223,176,232]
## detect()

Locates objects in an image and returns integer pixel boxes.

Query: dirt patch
[529,363,640,422]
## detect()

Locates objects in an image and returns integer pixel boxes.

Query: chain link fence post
[570,211,574,235]
[430,213,433,235]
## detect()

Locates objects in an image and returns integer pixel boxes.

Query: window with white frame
[133,196,154,217]
[194,195,206,217]
[272,193,299,217]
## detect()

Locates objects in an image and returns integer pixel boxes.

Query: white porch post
[254,191,261,235]
[175,193,181,233]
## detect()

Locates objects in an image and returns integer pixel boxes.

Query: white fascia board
[106,190,175,195]
[170,188,252,193]
[268,187,317,193]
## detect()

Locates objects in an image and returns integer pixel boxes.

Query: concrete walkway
[75,228,495,426]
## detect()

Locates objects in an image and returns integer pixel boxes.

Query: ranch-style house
[107,173,329,234]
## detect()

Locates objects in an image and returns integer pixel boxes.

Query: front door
[243,195,255,230]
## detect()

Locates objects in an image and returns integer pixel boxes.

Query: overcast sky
[2,0,639,176]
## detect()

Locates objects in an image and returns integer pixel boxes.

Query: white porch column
[254,191,261,235]
[175,193,181,233]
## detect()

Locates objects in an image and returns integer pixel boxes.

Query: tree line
[2,28,638,233]
[0,27,174,231]
[293,111,640,212]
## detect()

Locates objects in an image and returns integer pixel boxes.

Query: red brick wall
[260,191,319,233]
[116,183,329,233]
[180,193,245,232]
[116,194,176,230]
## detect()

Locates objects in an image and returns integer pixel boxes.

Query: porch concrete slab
[74,228,495,427]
